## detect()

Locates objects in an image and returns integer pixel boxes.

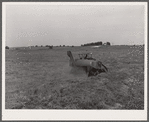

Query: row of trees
[32,45,74,47]
[57,45,74,47]
[33,45,53,48]
[81,41,111,46]
[5,41,111,49]
[5,45,74,49]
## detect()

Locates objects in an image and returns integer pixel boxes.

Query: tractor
[67,51,108,77]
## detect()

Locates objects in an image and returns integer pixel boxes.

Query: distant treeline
[5,45,74,49]
[34,45,74,47]
[81,41,111,46]
[5,41,112,49]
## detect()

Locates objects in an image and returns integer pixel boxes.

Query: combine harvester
[67,51,108,77]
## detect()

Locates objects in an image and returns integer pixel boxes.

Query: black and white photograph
[2,2,148,121]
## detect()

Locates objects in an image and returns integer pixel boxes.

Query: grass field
[5,45,144,109]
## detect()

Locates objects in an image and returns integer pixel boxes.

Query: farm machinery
[67,51,108,77]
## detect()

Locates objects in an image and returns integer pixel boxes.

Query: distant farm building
[91,46,101,48]
[103,42,111,46]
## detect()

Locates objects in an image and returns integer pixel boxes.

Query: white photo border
[2,2,148,121]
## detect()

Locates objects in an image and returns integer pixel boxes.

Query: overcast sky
[5,3,145,47]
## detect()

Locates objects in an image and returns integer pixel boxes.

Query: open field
[5,45,144,109]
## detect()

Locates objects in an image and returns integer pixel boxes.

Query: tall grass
[6,46,144,109]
